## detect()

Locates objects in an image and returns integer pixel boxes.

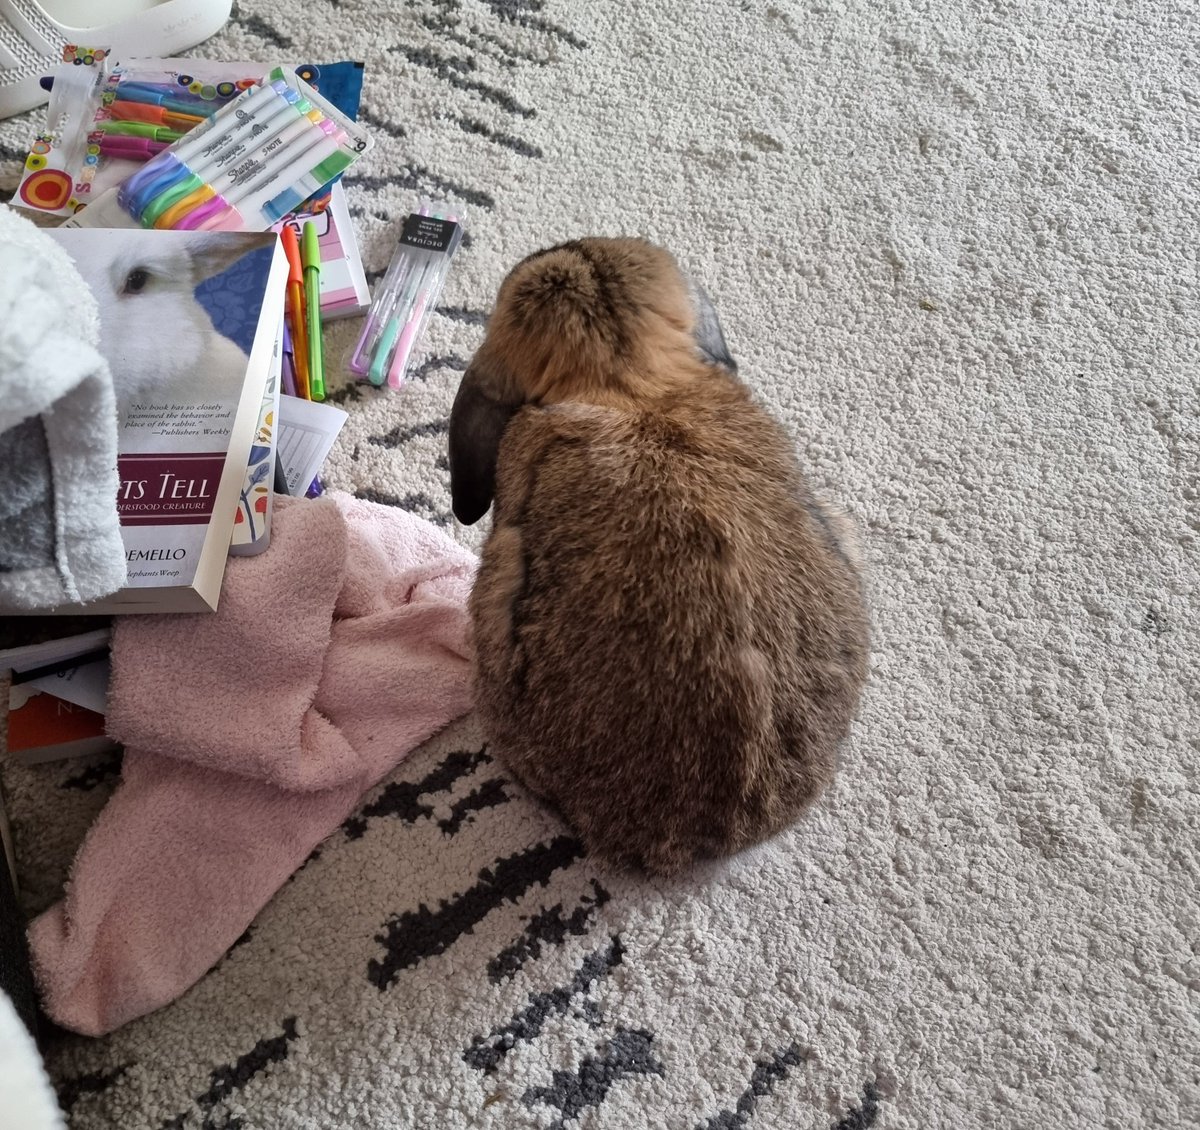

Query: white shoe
[0,0,233,120]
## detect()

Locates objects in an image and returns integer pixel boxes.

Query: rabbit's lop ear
[449,356,520,525]
[685,275,736,373]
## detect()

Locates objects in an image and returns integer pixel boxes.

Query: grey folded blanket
[0,205,125,611]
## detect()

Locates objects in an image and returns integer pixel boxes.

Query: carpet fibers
[1,0,1197,1126]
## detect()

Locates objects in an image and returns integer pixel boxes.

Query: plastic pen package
[350,200,469,390]
[15,47,254,219]
[62,67,372,232]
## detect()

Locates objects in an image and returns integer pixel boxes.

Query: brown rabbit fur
[449,237,869,876]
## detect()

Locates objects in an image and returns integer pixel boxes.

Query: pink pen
[386,271,432,390]
[98,137,170,160]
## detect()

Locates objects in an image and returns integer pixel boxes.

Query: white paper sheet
[0,629,110,670]
[26,657,110,715]
[276,396,349,496]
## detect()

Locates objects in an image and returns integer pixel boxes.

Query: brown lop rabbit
[448,237,869,875]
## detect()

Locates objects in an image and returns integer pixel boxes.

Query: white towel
[0,205,125,610]
[0,988,65,1130]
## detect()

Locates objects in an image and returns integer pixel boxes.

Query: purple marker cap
[280,320,298,398]
[119,151,184,211]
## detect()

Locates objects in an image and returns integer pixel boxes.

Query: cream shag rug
[1,0,1197,1126]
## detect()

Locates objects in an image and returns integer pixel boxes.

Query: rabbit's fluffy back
[461,239,869,875]
[473,388,868,875]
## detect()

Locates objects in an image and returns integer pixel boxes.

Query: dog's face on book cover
[70,232,267,407]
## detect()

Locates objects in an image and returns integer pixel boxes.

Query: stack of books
[3,228,350,760]
[39,227,354,614]
[4,55,368,754]
[2,630,114,765]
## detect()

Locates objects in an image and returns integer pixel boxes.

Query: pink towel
[28,493,476,1036]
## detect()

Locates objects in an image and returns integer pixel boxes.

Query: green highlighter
[301,221,325,401]
[98,121,185,142]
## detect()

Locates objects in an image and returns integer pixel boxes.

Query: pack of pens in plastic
[350,201,469,389]
[15,47,253,219]
[64,66,371,231]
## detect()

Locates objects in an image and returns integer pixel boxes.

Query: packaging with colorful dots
[14,47,258,220]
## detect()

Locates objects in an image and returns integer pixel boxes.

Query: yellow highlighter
[301,221,324,401]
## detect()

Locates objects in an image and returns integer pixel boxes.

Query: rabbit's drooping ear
[686,276,736,373]
[182,232,272,286]
[449,355,520,524]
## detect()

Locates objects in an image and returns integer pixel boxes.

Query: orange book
[6,688,116,766]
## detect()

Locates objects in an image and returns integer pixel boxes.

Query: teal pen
[368,257,424,386]
[368,321,401,387]
[118,90,222,115]
[115,81,243,111]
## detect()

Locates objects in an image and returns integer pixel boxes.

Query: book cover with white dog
[46,228,287,613]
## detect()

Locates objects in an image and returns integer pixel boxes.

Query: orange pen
[280,225,311,399]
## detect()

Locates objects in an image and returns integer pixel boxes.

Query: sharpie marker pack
[62,66,372,232]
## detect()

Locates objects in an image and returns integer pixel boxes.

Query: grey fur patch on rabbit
[450,238,869,875]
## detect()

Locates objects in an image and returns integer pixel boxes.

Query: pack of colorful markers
[60,66,371,231]
[15,50,254,218]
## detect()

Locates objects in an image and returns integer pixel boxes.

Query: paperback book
[46,228,287,612]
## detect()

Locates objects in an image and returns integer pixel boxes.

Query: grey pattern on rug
[1,0,1197,1126]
